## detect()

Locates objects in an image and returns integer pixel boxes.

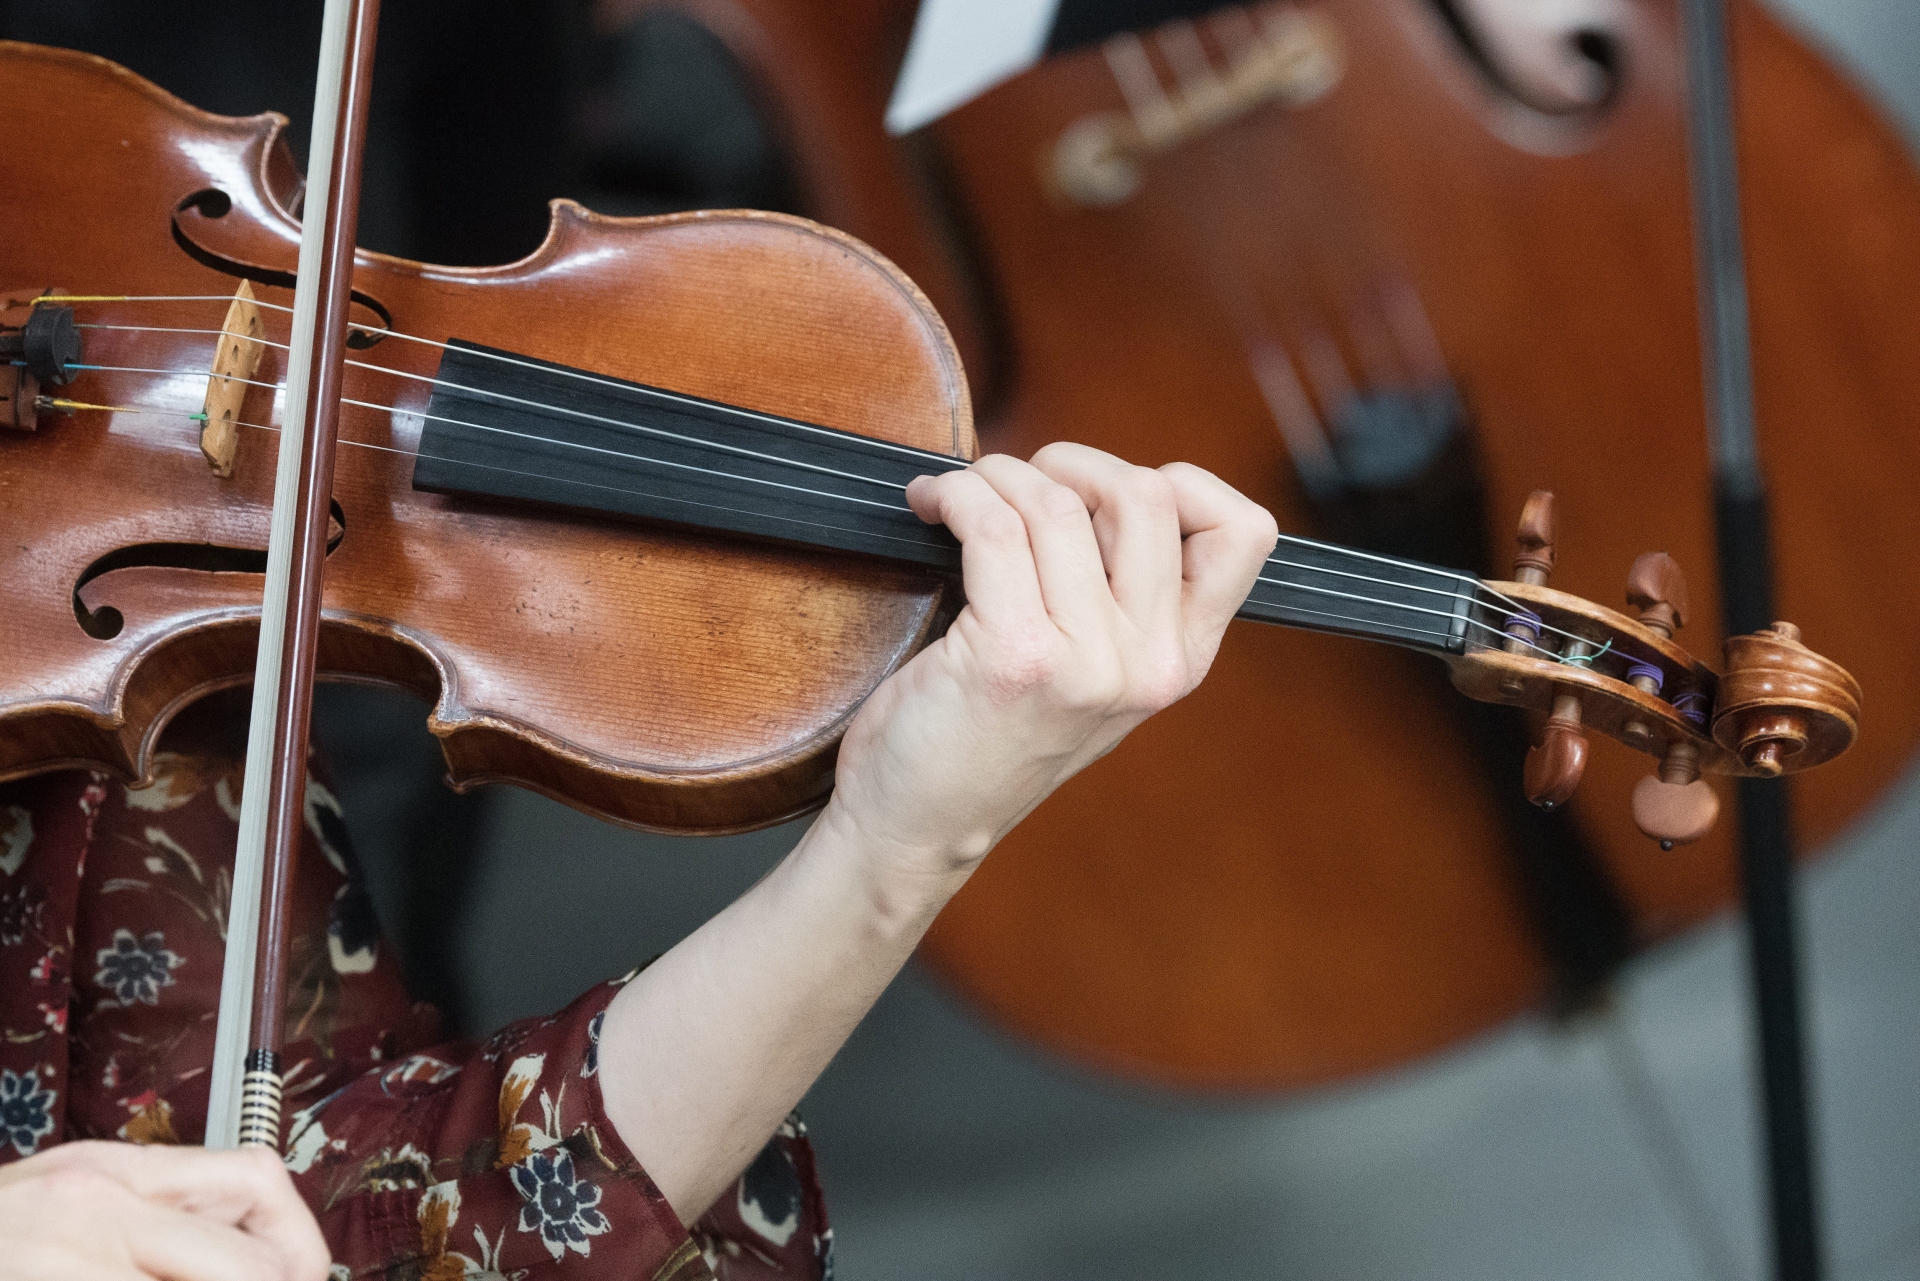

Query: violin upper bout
[490,200,976,462]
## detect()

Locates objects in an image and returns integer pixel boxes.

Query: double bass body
[608,0,1920,1086]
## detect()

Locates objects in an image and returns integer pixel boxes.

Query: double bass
[0,25,1862,1141]
[601,0,1920,1087]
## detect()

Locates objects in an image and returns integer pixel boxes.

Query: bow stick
[205,0,382,1150]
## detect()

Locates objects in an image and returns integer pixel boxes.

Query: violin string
[84,405,1594,670]
[52,361,914,516]
[77,323,291,345]
[58,291,1663,655]
[50,324,1638,676]
[35,294,299,310]
[65,322,960,489]
[335,394,914,513]
[93,409,965,557]
[67,363,284,387]
[1264,545,1622,665]
[65,325,1611,656]
[54,403,1607,668]
[66,334,930,495]
[348,360,918,493]
[1253,573,1587,664]
[46,296,964,467]
[1274,530,1603,654]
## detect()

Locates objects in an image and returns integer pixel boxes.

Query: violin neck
[409,340,1479,658]
[1237,535,1477,656]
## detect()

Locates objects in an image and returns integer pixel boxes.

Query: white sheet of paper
[885,0,1063,134]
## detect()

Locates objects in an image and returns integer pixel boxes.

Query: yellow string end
[43,397,137,414]
[28,295,129,305]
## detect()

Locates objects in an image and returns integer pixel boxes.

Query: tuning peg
[1625,552,1689,638]
[1632,741,1719,849]
[1524,689,1588,809]
[1512,490,1555,585]
[1501,492,1556,676]
[1621,552,1689,747]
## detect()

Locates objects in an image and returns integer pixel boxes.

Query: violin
[615,0,1920,1088]
[0,34,1862,1139]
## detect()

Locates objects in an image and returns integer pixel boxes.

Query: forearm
[592,447,1275,1228]
[594,801,975,1224]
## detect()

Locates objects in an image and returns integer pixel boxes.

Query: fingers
[965,454,1114,633]
[1158,461,1280,649]
[0,1245,151,1281]
[0,1160,290,1281]
[119,1188,291,1281]
[907,449,1273,699]
[1027,442,1183,635]
[906,468,1046,634]
[28,1143,330,1281]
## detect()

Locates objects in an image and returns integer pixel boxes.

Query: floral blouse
[0,731,832,1280]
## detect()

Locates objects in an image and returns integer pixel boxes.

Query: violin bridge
[200,280,265,477]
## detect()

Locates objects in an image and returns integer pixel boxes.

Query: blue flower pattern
[93,929,182,1006]
[0,1067,56,1156]
[510,1149,610,1260]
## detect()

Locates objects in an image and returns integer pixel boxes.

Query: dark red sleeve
[4,744,832,1279]
[285,976,834,1280]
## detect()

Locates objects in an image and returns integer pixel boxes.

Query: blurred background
[4,1,1915,1276]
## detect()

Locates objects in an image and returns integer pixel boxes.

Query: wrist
[804,798,988,941]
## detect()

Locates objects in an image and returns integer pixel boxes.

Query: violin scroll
[1451,493,1861,847]
[1715,621,1860,777]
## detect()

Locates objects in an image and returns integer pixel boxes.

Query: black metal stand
[1733,773,1820,1279]
[1683,3,1824,1277]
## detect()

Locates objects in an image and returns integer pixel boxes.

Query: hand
[0,1141,330,1281]
[600,443,1274,1225]
[821,442,1278,877]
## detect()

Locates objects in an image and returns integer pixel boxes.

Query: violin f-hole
[170,188,394,348]
[71,501,347,640]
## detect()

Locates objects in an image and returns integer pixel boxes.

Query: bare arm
[596,443,1278,1222]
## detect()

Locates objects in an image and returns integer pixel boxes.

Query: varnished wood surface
[638,0,1920,1087]
[0,41,973,833]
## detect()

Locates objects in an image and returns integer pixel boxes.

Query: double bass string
[33,300,1627,669]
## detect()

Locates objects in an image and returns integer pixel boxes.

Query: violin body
[618,0,1920,1086]
[0,41,973,833]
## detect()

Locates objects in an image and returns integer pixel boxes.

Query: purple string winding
[1625,660,1665,694]
[1503,608,1543,643]
[1671,691,1708,726]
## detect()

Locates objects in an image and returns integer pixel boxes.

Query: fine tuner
[1450,490,1861,849]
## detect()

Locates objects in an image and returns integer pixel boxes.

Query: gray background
[316,4,1920,1278]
